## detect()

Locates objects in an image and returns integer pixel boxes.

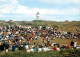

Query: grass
[29,38,80,47]
[0,49,80,57]
[0,20,80,33]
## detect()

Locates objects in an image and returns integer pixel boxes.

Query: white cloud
[13,5,33,15]
[14,5,79,16]
[0,14,3,17]
[0,0,18,13]
[0,0,79,15]
[0,5,15,13]
[0,4,79,16]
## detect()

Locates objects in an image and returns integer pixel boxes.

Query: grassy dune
[0,20,80,32]
[0,20,80,57]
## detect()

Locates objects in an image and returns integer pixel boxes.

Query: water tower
[36,12,40,20]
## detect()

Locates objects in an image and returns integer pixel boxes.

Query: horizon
[0,19,80,22]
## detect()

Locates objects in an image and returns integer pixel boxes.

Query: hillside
[0,20,80,32]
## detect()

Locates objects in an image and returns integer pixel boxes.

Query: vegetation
[0,49,80,57]
[0,20,80,32]
[0,20,80,57]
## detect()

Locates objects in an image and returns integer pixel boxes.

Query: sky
[0,0,80,21]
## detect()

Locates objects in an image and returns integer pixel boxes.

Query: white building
[36,12,40,20]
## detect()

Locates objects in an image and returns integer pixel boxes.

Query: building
[9,19,14,22]
[65,20,69,22]
[36,12,40,20]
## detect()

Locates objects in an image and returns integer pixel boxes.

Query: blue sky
[0,0,80,21]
